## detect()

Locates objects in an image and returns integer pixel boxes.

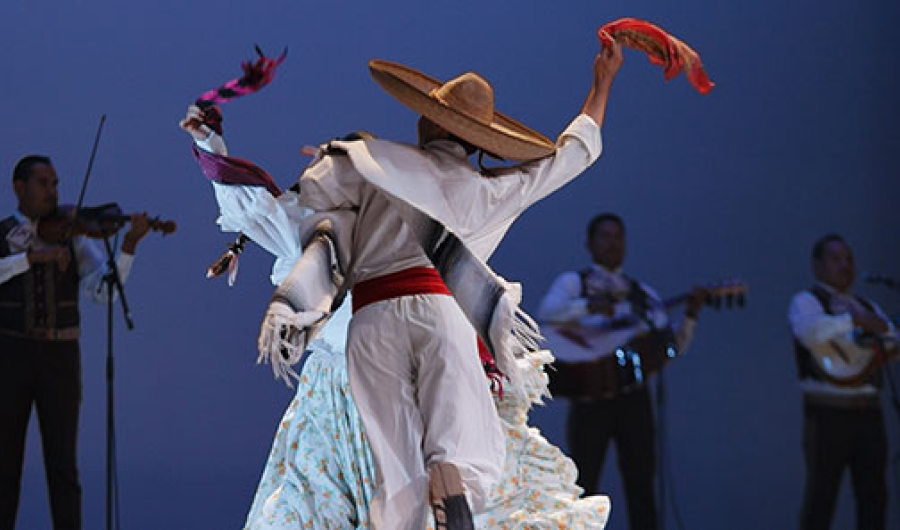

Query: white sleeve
[537,271,591,323]
[196,132,309,284]
[196,131,228,156]
[488,114,603,214]
[297,154,364,211]
[75,236,135,303]
[211,183,308,267]
[788,291,854,348]
[0,252,30,285]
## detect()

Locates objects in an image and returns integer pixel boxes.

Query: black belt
[804,392,880,410]
[0,327,80,341]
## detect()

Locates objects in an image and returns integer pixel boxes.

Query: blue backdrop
[1,0,898,528]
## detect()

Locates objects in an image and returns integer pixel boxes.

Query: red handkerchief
[599,18,714,94]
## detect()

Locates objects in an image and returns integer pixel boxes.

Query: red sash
[351,267,450,314]
[351,266,503,390]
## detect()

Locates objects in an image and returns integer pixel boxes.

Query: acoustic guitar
[547,279,747,400]
[806,330,898,387]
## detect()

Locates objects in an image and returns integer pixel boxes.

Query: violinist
[0,155,149,530]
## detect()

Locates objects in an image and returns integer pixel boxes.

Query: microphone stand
[880,313,900,529]
[880,358,900,530]
[867,276,900,526]
[654,351,687,530]
[655,368,667,530]
[71,114,131,530]
[99,233,133,530]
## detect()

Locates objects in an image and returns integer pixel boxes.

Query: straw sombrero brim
[369,59,556,162]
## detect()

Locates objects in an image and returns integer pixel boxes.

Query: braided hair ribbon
[598,18,714,94]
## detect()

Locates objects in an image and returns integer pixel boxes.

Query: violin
[37,202,177,244]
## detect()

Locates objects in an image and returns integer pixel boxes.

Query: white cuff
[195,132,228,156]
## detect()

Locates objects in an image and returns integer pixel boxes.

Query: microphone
[862,272,898,288]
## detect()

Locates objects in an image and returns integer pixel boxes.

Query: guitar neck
[662,292,692,310]
[662,288,747,313]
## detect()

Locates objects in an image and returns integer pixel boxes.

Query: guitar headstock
[700,278,748,310]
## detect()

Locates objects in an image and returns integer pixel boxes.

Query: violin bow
[74,114,107,216]
[44,114,109,244]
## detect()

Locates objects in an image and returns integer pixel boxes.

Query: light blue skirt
[244,344,610,529]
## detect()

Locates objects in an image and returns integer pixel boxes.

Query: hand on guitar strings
[685,287,709,319]
[849,305,890,335]
[586,293,618,317]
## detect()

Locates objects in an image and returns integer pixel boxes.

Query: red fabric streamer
[194,46,287,134]
[599,18,714,94]
[196,46,287,106]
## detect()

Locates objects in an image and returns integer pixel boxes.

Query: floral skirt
[244,345,609,529]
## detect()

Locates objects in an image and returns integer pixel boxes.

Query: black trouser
[0,335,82,530]
[799,399,887,530]
[567,386,658,530]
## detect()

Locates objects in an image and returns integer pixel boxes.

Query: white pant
[347,294,505,530]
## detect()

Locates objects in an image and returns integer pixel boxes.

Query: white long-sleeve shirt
[200,113,602,284]
[196,114,602,364]
[0,211,135,303]
[538,264,697,362]
[299,114,602,278]
[194,133,310,286]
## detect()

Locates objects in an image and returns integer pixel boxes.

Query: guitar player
[537,213,707,530]
[788,233,898,530]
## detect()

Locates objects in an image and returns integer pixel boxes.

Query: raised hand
[179,105,214,142]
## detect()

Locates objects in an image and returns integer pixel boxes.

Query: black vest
[793,285,880,386]
[0,215,81,340]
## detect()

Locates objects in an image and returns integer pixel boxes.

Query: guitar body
[548,328,676,400]
[544,277,746,400]
[801,287,899,387]
[549,356,619,400]
[807,334,884,387]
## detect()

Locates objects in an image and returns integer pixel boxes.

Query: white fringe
[514,348,556,406]
[489,281,550,404]
[256,299,328,387]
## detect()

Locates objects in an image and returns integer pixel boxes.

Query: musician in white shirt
[537,212,705,530]
[788,233,897,530]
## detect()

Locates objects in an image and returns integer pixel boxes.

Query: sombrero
[369,59,556,161]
